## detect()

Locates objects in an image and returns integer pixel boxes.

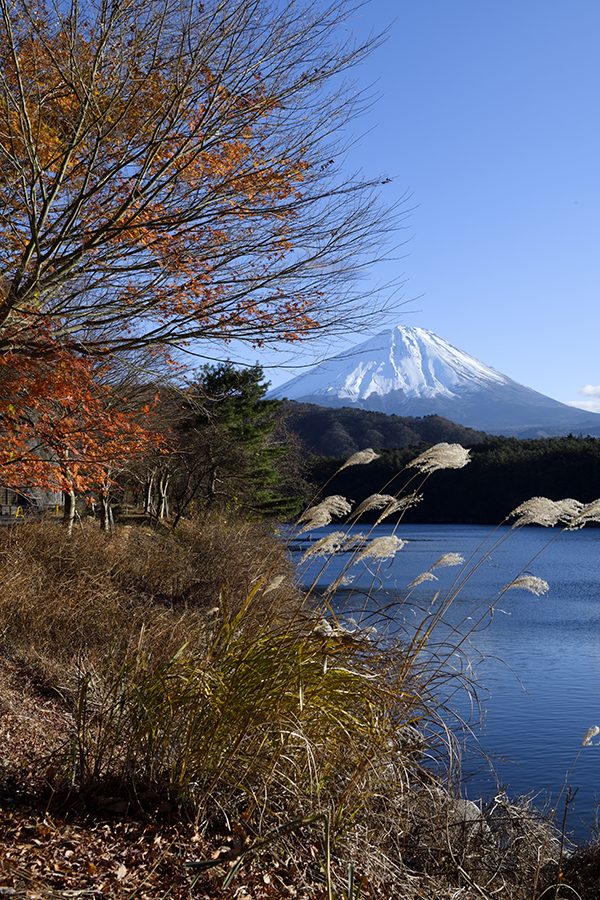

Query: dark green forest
[306,434,600,524]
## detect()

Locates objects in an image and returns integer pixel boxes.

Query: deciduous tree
[0,0,401,364]
[0,318,163,527]
[0,0,402,513]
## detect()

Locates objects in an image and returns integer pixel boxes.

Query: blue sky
[233,1,600,412]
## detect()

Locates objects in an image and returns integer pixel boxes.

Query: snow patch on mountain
[273,326,512,403]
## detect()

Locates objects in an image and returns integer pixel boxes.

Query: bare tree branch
[0,0,406,363]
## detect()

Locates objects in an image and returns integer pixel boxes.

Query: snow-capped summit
[274,327,510,403]
[270,326,600,436]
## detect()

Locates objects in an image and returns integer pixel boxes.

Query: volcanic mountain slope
[270,326,600,437]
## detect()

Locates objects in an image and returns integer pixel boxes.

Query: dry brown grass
[0,515,294,677]
[1,515,600,899]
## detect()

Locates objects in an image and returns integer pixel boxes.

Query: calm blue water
[293,523,600,843]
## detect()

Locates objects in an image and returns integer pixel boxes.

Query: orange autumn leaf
[0,316,163,493]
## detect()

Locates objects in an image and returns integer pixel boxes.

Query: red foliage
[0,317,162,493]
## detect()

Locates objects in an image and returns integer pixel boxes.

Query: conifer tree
[171,364,304,522]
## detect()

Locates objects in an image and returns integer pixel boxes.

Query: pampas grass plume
[338,448,380,471]
[356,535,406,562]
[510,496,600,529]
[376,494,422,524]
[264,575,285,594]
[297,495,353,533]
[582,726,600,746]
[407,443,470,474]
[433,553,465,569]
[505,575,549,596]
[300,531,352,562]
[350,493,397,520]
[407,572,438,588]
[570,498,600,528]
[324,573,356,595]
[509,497,563,528]
[509,497,584,528]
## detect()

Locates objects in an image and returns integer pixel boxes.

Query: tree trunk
[97,483,115,534]
[158,473,170,520]
[145,471,156,515]
[63,488,76,535]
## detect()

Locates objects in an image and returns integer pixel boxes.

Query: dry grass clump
[0,512,465,895]
[0,515,294,673]
[113,515,294,612]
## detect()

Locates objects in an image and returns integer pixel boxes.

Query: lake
[292,522,600,844]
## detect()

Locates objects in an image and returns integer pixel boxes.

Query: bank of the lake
[295,523,600,844]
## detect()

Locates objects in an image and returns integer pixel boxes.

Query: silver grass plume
[349,493,422,524]
[338,448,380,471]
[568,498,600,529]
[432,553,465,569]
[349,493,397,520]
[324,573,355,595]
[299,531,364,563]
[355,535,407,562]
[407,554,464,589]
[407,572,438,588]
[582,725,600,746]
[510,496,600,529]
[505,575,549,596]
[264,575,285,593]
[297,495,353,533]
[407,443,471,474]
[555,498,585,522]
[509,497,578,528]
[375,493,422,525]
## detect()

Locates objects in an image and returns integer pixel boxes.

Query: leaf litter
[0,656,353,899]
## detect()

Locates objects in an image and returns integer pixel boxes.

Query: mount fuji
[269,326,600,437]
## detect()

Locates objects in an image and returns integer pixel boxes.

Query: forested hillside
[285,401,487,455]
[307,434,600,524]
